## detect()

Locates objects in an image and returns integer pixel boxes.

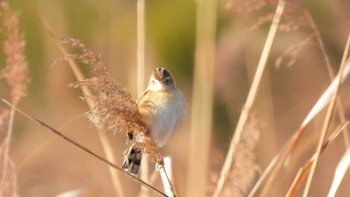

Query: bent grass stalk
[286,121,348,196]
[302,34,350,197]
[304,9,350,148]
[213,0,286,196]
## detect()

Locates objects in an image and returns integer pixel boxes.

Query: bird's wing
[136,89,149,104]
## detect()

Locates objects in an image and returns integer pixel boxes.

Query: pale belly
[138,90,186,147]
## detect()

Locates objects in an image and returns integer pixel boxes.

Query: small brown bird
[122,67,186,175]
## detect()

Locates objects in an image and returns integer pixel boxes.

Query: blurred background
[1,0,350,196]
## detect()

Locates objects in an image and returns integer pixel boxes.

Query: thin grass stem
[286,121,348,197]
[160,158,176,197]
[302,33,350,197]
[136,0,150,186]
[304,10,350,148]
[1,99,168,197]
[29,10,127,197]
[214,0,286,196]
[0,105,16,197]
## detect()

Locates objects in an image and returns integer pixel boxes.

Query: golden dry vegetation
[1,0,350,196]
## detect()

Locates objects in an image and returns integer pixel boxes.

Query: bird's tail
[122,145,143,175]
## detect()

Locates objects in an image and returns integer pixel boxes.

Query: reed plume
[61,38,163,164]
[0,1,29,196]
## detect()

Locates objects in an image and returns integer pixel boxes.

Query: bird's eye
[165,79,170,84]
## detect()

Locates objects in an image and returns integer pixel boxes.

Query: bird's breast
[138,89,186,147]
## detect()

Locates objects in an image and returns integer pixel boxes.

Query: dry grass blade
[304,13,349,149]
[213,0,286,196]
[29,10,128,197]
[1,99,167,197]
[286,121,348,197]
[303,10,334,79]
[302,59,350,128]
[248,122,311,197]
[250,54,350,197]
[302,34,350,197]
[303,9,350,149]
[328,145,350,197]
[136,0,149,184]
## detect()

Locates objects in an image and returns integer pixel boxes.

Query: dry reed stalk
[250,60,350,196]
[137,158,177,197]
[31,12,127,197]
[0,1,29,196]
[136,0,150,186]
[213,0,286,196]
[286,121,349,197]
[302,35,350,197]
[326,34,350,197]
[160,157,175,197]
[0,110,18,197]
[328,144,350,196]
[137,0,146,96]
[303,9,350,148]
[1,99,168,197]
[185,0,216,196]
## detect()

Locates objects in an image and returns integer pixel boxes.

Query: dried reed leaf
[214,1,286,196]
[286,122,348,197]
[250,60,350,196]
[328,146,350,197]
[302,60,350,127]
[302,36,349,196]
